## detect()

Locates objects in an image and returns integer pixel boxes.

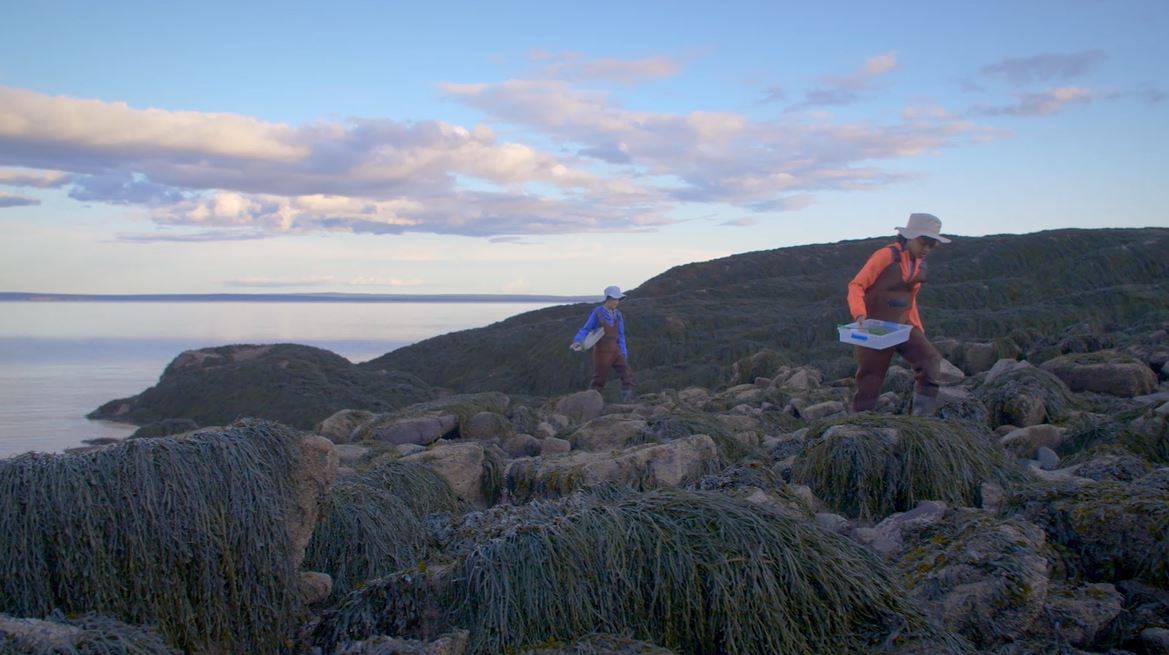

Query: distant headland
[0,292,594,303]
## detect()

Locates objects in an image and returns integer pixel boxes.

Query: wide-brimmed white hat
[603,285,626,300]
[895,213,951,243]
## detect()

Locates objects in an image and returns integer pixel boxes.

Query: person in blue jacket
[570,285,634,401]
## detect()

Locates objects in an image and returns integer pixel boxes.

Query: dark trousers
[591,346,634,392]
[852,327,941,412]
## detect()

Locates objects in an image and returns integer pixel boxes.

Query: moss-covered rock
[316,488,951,655]
[894,509,1051,648]
[1006,480,1169,587]
[791,415,1025,521]
[974,365,1075,428]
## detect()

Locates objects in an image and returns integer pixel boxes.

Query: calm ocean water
[0,301,556,458]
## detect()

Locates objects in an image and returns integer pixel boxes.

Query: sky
[1,0,1166,296]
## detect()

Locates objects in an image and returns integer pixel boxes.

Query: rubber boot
[911,393,937,417]
[620,388,634,402]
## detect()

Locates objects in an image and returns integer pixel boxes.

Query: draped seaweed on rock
[635,411,749,462]
[0,419,307,654]
[0,610,181,655]
[350,458,462,519]
[315,487,955,655]
[517,632,680,654]
[1059,409,1169,465]
[973,366,1075,428]
[790,415,1026,521]
[302,479,431,598]
[303,458,459,598]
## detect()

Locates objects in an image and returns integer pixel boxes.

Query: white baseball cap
[603,285,626,300]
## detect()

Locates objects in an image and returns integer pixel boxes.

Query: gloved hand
[569,342,583,352]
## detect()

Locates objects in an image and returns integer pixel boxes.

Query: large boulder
[1041,582,1124,649]
[315,409,376,444]
[1008,480,1169,587]
[1040,350,1159,397]
[963,342,998,374]
[505,435,719,502]
[894,510,1051,648]
[975,363,1074,428]
[462,411,514,441]
[290,434,340,570]
[568,415,649,451]
[402,442,505,508]
[999,424,1065,459]
[554,390,604,423]
[356,414,458,446]
[854,500,948,557]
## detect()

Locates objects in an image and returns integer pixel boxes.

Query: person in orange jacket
[847,213,950,415]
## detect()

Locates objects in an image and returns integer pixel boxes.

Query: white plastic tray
[837,319,912,350]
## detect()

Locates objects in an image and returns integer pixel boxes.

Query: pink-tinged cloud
[0,167,71,188]
[0,85,666,238]
[0,192,40,208]
[980,51,1107,86]
[973,87,1092,117]
[526,50,682,84]
[446,77,991,207]
[789,53,899,109]
[720,217,758,227]
[759,85,787,104]
[0,51,998,240]
[0,86,305,162]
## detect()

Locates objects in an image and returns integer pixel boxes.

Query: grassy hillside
[361,228,1169,396]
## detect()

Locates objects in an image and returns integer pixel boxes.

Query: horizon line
[0,291,597,303]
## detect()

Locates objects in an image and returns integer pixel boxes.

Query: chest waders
[852,245,943,415]
[590,309,634,400]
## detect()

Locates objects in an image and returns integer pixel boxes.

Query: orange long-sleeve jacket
[846,244,925,332]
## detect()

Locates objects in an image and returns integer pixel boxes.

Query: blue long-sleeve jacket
[573,306,627,359]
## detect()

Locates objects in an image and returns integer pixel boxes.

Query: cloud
[1106,87,1165,105]
[501,278,529,292]
[758,85,787,104]
[227,275,423,288]
[1,59,998,240]
[0,86,305,162]
[228,276,339,288]
[1,85,660,238]
[720,217,757,227]
[972,87,1092,117]
[345,276,424,287]
[791,53,898,109]
[980,51,1107,86]
[526,50,682,84]
[0,167,71,188]
[68,171,186,205]
[117,229,272,242]
[0,193,40,208]
[448,75,990,210]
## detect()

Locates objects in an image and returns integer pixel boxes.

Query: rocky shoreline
[3,316,1168,653]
